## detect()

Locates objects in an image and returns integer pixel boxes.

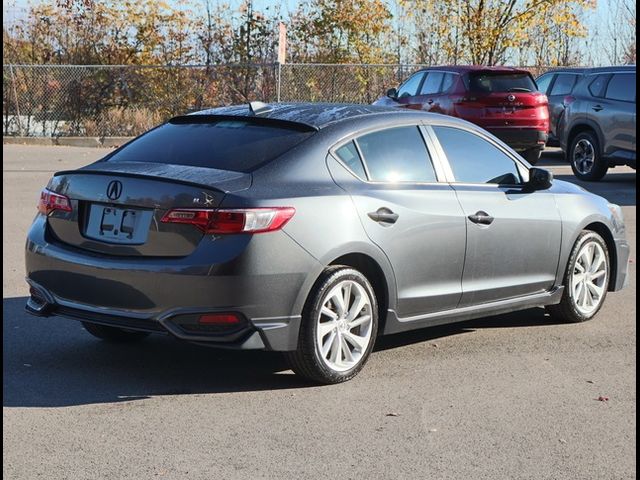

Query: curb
[3,136,134,148]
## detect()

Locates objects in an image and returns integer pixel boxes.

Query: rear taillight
[563,95,576,107]
[161,207,295,234]
[198,313,241,325]
[37,188,72,215]
[535,93,549,106]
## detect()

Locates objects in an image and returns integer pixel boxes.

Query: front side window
[433,126,522,185]
[550,74,579,95]
[397,73,425,98]
[605,73,636,102]
[419,72,444,95]
[356,126,437,183]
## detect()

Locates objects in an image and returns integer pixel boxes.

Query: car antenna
[249,101,273,117]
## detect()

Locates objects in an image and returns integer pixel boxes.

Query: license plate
[84,204,153,244]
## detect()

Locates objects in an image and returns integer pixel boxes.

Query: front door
[431,124,562,306]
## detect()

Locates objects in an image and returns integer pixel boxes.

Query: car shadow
[4,296,569,408]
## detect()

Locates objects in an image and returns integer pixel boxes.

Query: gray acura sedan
[25,103,629,384]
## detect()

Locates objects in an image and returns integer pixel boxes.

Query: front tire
[546,231,610,323]
[82,322,151,342]
[286,266,378,384]
[569,131,608,181]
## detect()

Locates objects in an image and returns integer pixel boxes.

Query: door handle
[427,99,434,105]
[368,208,399,225]
[592,105,603,112]
[468,211,494,225]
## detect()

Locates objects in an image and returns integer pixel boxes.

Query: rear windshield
[106,118,315,172]
[464,72,537,93]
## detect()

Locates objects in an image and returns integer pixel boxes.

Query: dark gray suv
[25,103,629,384]
[557,66,636,181]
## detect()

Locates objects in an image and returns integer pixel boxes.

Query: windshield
[464,72,537,93]
[106,119,315,173]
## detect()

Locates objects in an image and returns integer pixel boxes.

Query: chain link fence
[3,63,557,137]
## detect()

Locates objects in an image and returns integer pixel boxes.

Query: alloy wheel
[571,240,608,315]
[573,138,596,175]
[316,280,373,372]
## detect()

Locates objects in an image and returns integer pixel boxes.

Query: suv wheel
[570,132,608,181]
[82,322,151,342]
[522,148,542,165]
[546,231,610,323]
[286,266,378,384]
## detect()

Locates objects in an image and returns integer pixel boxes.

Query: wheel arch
[567,121,605,157]
[583,222,618,291]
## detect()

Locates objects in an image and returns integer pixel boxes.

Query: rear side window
[397,73,425,98]
[605,73,636,102]
[106,119,315,173]
[356,126,437,183]
[433,126,521,185]
[550,74,579,95]
[588,74,609,97]
[419,72,444,95]
[464,72,536,93]
[334,141,367,179]
[441,73,457,93]
[535,73,554,94]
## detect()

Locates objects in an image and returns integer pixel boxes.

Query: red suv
[373,66,549,164]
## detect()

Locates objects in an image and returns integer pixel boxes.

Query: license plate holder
[85,204,153,244]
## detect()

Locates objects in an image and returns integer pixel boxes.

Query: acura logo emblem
[507,94,516,102]
[106,180,123,200]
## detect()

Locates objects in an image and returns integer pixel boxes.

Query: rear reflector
[161,207,295,234]
[198,313,241,325]
[37,188,72,215]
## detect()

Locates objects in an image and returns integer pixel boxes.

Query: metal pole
[9,64,23,136]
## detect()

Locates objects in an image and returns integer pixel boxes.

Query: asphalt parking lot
[3,145,636,479]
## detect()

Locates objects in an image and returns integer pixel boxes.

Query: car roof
[185,102,429,131]
[540,65,635,76]
[418,65,533,75]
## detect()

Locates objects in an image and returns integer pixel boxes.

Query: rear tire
[546,231,610,323]
[286,266,378,384]
[82,322,151,342]
[569,131,608,181]
[522,148,542,165]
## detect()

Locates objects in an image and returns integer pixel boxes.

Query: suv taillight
[37,188,72,215]
[161,207,295,234]
[563,95,576,107]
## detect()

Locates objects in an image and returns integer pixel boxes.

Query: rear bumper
[485,128,548,151]
[24,216,317,351]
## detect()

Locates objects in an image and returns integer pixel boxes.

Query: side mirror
[386,87,398,99]
[527,167,553,190]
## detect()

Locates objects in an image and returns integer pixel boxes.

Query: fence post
[276,62,282,103]
[9,64,23,136]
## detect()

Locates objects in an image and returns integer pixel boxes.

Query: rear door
[601,72,636,156]
[329,124,466,317]
[546,73,581,137]
[430,124,562,306]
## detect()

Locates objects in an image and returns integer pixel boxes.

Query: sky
[2,0,624,66]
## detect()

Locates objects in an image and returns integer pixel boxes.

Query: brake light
[563,95,576,107]
[161,207,295,234]
[535,93,549,106]
[37,188,72,215]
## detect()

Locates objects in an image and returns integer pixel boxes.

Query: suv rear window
[464,72,536,93]
[106,118,315,173]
